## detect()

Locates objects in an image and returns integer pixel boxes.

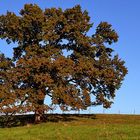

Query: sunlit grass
[0,114,140,140]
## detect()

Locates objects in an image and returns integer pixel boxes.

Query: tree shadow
[0,114,96,128]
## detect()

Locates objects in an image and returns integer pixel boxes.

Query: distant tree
[0,4,127,123]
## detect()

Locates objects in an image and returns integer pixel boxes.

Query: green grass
[0,114,140,140]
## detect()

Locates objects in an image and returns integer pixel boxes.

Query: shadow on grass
[0,114,96,128]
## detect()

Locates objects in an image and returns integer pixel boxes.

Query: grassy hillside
[0,114,140,140]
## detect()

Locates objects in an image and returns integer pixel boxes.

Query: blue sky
[0,0,140,114]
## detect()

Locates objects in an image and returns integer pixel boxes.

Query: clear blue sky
[0,0,140,114]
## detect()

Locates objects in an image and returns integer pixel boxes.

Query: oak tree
[0,4,127,123]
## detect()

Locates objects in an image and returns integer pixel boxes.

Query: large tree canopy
[0,4,127,122]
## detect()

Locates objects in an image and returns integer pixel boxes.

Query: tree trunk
[34,99,44,123]
[35,109,44,123]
